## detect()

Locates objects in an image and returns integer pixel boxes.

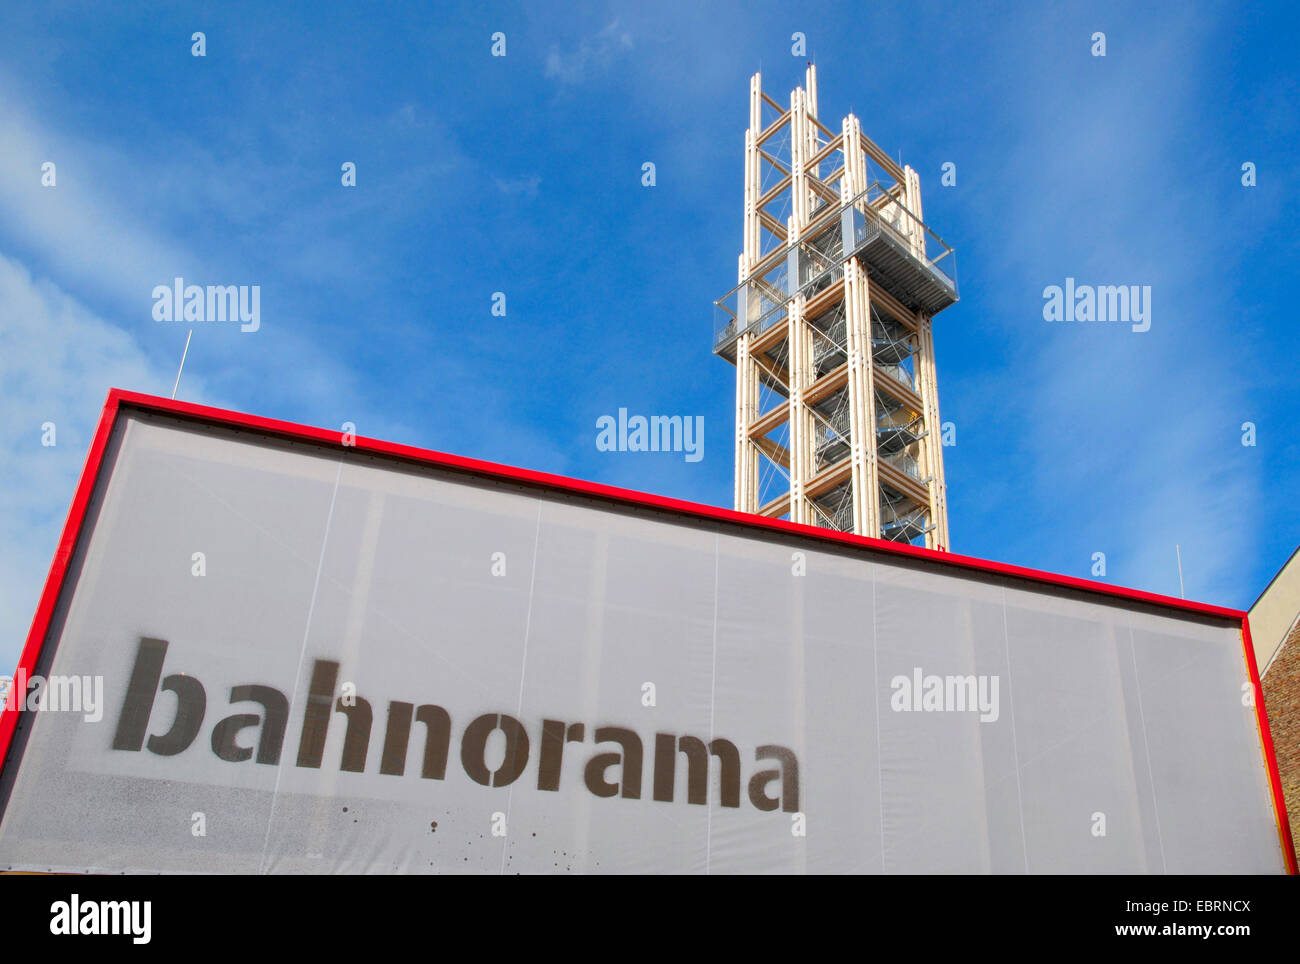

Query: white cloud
[544,21,633,86]
[0,89,203,308]
[0,75,418,434]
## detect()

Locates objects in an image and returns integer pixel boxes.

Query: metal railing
[713,182,956,351]
[850,181,957,288]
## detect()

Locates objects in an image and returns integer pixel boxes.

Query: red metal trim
[6,388,1290,872]
[1241,616,1299,874]
[0,391,122,770]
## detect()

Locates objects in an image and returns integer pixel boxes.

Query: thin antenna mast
[171,329,193,400]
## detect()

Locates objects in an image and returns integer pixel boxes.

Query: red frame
[2,387,1295,874]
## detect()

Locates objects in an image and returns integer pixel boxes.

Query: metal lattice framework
[714,67,958,547]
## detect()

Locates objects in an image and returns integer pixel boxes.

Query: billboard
[0,390,1293,874]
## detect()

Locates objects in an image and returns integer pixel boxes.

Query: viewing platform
[713,182,957,362]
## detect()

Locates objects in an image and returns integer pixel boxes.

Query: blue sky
[1,0,1298,671]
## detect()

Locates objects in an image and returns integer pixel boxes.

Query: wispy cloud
[494,175,542,198]
[0,89,203,308]
[544,20,633,85]
[957,4,1263,604]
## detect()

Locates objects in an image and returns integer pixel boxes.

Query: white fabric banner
[0,411,1284,873]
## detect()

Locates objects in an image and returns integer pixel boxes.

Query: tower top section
[714,66,957,359]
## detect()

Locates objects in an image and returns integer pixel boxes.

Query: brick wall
[1262,622,1300,869]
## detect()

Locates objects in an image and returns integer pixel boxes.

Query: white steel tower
[713,66,959,547]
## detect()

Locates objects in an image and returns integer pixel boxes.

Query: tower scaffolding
[714,66,958,547]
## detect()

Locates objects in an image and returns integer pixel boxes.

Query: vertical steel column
[844,256,880,537]
[916,317,950,549]
[786,84,810,523]
[734,75,764,514]
[903,163,950,549]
